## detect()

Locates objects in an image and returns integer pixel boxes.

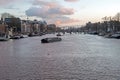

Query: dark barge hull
[41,37,62,43]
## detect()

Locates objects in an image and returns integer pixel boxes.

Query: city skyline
[0,0,120,26]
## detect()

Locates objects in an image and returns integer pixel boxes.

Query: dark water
[0,34,120,80]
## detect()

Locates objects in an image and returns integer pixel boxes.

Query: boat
[0,37,9,41]
[41,37,62,43]
[0,33,9,41]
[28,33,39,37]
[104,32,120,39]
[111,32,120,39]
[10,35,21,39]
[56,33,62,36]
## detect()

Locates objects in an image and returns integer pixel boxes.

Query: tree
[114,13,120,21]
[1,13,15,20]
[5,18,21,32]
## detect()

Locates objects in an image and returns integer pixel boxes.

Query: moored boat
[10,35,21,39]
[111,32,120,39]
[0,33,10,41]
[56,33,62,36]
[0,37,9,41]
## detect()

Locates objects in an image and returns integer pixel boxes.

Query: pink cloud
[33,0,58,8]
[64,0,79,2]
[57,19,81,26]
[0,0,13,5]
[45,16,81,26]
[0,0,20,6]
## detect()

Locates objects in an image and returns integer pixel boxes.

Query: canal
[0,34,120,80]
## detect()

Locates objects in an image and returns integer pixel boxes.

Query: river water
[0,33,120,80]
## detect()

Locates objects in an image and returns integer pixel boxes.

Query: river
[0,33,120,80]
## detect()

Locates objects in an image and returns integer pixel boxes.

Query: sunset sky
[0,0,120,26]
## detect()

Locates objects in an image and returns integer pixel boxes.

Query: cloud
[64,0,79,2]
[26,0,74,17]
[25,0,79,26]
[56,18,81,26]
[33,0,58,8]
[0,0,26,6]
[0,0,18,6]
[4,5,19,10]
[26,6,74,17]
[44,16,81,26]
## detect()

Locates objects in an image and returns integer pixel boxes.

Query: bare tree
[114,13,120,21]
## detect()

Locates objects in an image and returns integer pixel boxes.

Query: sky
[0,0,120,26]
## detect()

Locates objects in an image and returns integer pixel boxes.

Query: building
[47,24,56,33]
[0,20,5,33]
